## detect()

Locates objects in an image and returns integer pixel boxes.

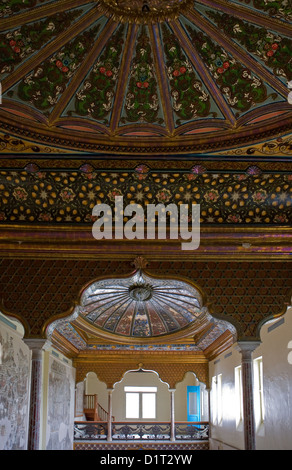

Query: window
[124,386,157,419]
[211,374,222,425]
[217,374,222,425]
[235,365,243,428]
[253,356,265,428]
[211,376,217,424]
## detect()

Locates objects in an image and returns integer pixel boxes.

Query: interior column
[237,341,260,450]
[24,339,47,450]
[170,389,176,441]
[107,388,113,441]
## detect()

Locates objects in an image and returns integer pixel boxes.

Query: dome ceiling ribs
[187,8,288,98]
[85,292,131,318]
[0,0,91,32]
[48,18,119,126]
[146,297,182,332]
[196,0,292,35]
[109,23,139,133]
[149,23,175,135]
[1,4,104,95]
[169,19,237,125]
[0,0,291,152]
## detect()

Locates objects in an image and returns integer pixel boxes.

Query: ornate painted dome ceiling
[78,271,204,337]
[0,0,291,154]
[46,266,236,352]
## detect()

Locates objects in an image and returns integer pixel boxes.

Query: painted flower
[271,43,279,50]
[38,213,53,222]
[236,174,248,181]
[13,186,28,201]
[215,58,223,67]
[173,69,180,77]
[246,165,262,176]
[273,214,288,223]
[106,70,113,77]
[179,66,187,74]
[134,164,150,180]
[223,61,230,69]
[191,165,206,175]
[156,188,171,203]
[108,188,123,201]
[217,67,225,74]
[204,189,219,203]
[60,187,76,202]
[252,189,267,203]
[227,214,242,223]
[267,50,274,57]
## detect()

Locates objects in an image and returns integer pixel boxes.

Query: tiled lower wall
[74,441,209,450]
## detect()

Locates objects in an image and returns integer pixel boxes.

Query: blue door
[187,386,200,422]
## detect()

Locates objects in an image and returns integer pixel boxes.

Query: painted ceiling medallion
[98,0,193,23]
[79,271,204,338]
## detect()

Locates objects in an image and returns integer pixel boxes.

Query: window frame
[124,386,157,420]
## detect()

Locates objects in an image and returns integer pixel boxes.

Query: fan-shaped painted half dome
[0,0,291,153]
[79,271,204,338]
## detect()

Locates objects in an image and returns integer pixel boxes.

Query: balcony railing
[74,421,209,442]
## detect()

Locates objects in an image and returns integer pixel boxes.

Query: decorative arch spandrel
[74,360,209,389]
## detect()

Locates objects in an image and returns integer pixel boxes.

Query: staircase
[84,394,112,422]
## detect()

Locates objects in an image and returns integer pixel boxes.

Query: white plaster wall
[209,306,292,450]
[85,369,208,422]
[113,370,170,421]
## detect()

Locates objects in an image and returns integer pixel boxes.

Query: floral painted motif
[16,25,101,112]
[12,186,28,201]
[156,188,172,203]
[0,169,290,226]
[121,26,164,125]
[0,11,83,78]
[60,188,76,203]
[207,12,292,81]
[204,189,219,203]
[0,0,50,18]
[74,25,125,124]
[252,189,268,203]
[161,24,211,124]
[186,25,271,114]
[231,0,292,22]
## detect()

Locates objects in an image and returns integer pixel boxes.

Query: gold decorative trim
[96,0,193,24]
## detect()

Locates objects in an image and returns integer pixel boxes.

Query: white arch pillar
[169,388,176,441]
[236,341,261,450]
[24,339,47,450]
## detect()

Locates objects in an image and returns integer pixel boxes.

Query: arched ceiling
[0,0,291,154]
[46,266,236,355]
[78,271,205,338]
